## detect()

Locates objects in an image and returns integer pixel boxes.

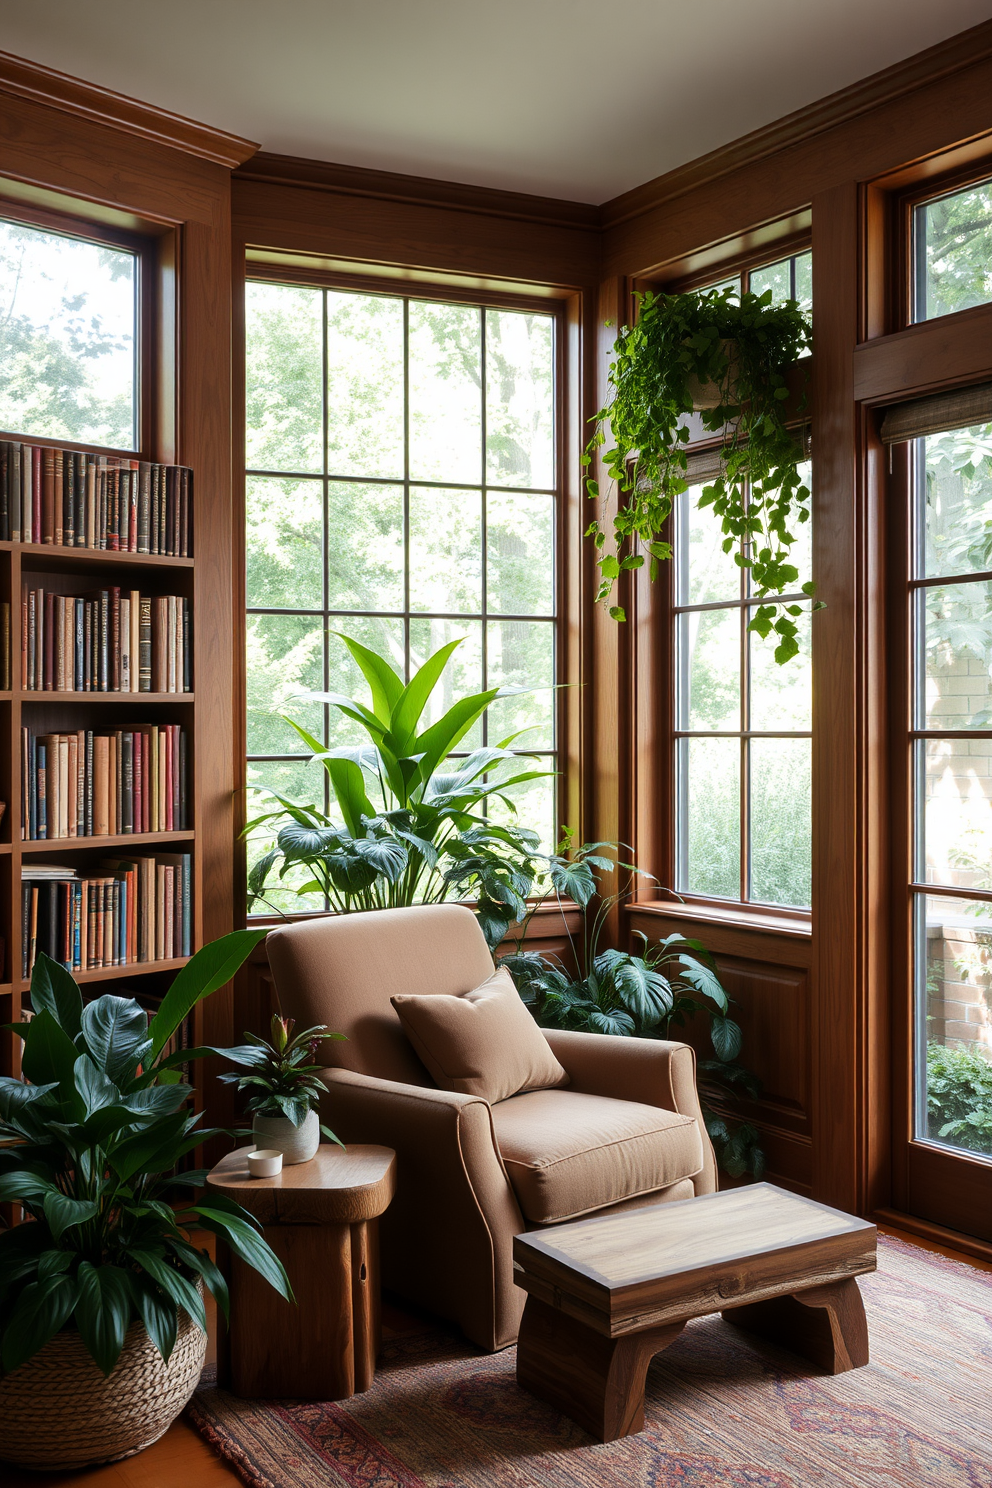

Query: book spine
[10,442,21,543]
[139,597,151,691]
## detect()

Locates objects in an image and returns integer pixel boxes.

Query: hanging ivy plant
[584,284,818,663]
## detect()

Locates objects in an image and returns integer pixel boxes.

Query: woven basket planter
[0,1302,206,1470]
[686,338,738,409]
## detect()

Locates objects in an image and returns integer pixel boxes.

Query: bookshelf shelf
[19,692,195,704]
[15,956,189,992]
[20,830,195,854]
[0,441,200,1068]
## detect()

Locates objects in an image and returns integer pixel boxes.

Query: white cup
[247,1148,283,1178]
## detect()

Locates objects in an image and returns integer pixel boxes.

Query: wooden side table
[207,1143,396,1400]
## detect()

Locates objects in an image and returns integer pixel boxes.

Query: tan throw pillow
[391,967,569,1104]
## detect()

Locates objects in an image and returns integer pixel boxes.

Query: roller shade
[880,383,992,444]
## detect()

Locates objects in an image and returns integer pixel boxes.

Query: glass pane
[706,275,741,299]
[489,771,556,854]
[915,180,992,322]
[749,614,812,730]
[409,301,482,484]
[485,310,554,489]
[245,281,322,474]
[0,219,135,449]
[326,617,405,753]
[749,257,791,306]
[922,424,992,579]
[246,757,325,913]
[677,485,741,605]
[486,491,554,616]
[327,481,404,612]
[918,893,992,1157]
[246,476,322,609]
[677,608,740,730]
[326,290,404,479]
[923,580,992,729]
[923,737,992,889]
[409,618,483,749]
[409,487,482,613]
[486,619,554,749]
[750,738,812,908]
[679,737,740,898]
[794,251,813,318]
[246,614,324,755]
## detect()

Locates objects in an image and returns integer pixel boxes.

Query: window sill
[626,898,812,939]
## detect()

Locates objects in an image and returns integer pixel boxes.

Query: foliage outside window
[913,176,992,322]
[244,281,558,912]
[912,420,992,1157]
[673,252,812,911]
[0,218,137,449]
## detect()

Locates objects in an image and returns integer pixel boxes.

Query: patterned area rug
[188,1236,992,1488]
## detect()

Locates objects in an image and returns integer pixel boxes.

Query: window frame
[239,262,568,922]
[636,238,815,927]
[0,195,155,459]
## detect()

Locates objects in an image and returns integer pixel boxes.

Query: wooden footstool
[513,1182,876,1442]
[208,1144,396,1400]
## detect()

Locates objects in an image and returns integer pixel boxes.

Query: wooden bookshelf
[0,475,198,1078]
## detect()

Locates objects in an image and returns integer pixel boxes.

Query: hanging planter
[584,285,817,662]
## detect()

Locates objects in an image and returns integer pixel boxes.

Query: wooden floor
[4,1224,990,1487]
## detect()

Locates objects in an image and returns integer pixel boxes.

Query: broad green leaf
[128,1249,206,1333]
[390,639,462,748]
[0,1170,56,1203]
[168,1238,230,1320]
[148,930,268,1060]
[80,996,150,1085]
[29,954,83,1038]
[413,691,501,786]
[125,1271,178,1364]
[709,1015,743,1062]
[20,1008,82,1093]
[108,1111,193,1181]
[321,754,376,837]
[1,1273,78,1372]
[74,1262,131,1376]
[336,632,404,722]
[43,1190,99,1243]
[189,1202,294,1304]
[74,1053,121,1116]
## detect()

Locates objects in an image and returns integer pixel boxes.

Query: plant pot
[252,1107,320,1163]
[686,338,738,409]
[0,1299,205,1470]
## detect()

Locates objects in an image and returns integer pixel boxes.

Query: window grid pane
[673,249,813,912]
[245,285,558,913]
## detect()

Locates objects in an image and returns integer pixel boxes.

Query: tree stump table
[513,1182,876,1442]
[207,1144,396,1400]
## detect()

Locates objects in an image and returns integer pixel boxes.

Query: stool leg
[351,1219,380,1393]
[516,1295,685,1442]
[723,1276,869,1374]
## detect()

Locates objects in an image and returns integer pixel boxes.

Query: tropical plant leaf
[1,1273,79,1373]
[19,1008,82,1092]
[80,994,150,1085]
[42,1190,100,1243]
[391,639,463,749]
[73,1053,121,1116]
[188,1200,294,1304]
[709,1016,743,1062]
[148,930,268,1060]
[73,1262,132,1376]
[128,1249,207,1333]
[125,1271,178,1364]
[29,954,84,1037]
[336,632,404,721]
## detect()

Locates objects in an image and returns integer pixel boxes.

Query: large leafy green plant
[500,854,765,1178]
[248,634,563,948]
[0,936,293,1377]
[585,284,816,662]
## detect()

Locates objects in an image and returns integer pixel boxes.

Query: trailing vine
[584,284,818,662]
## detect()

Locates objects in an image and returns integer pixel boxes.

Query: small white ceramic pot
[251,1108,320,1164]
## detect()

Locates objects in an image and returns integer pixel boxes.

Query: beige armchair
[266,904,717,1352]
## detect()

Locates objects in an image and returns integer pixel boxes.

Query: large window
[244,280,558,911]
[672,249,813,911]
[0,217,137,449]
[910,420,992,1158]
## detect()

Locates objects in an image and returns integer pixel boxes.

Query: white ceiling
[3,0,992,203]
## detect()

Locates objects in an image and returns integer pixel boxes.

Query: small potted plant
[0,937,293,1471]
[585,283,816,663]
[218,1015,345,1163]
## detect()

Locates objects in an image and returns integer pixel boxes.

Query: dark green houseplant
[500,846,765,1177]
[0,934,291,1387]
[585,284,815,662]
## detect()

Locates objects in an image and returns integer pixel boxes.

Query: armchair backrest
[265,904,495,1085]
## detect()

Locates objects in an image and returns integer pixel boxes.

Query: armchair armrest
[319,1068,525,1350]
[542,1030,717,1195]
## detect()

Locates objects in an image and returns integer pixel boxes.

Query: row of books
[0,443,192,555]
[21,855,192,977]
[21,725,188,840]
[22,588,191,693]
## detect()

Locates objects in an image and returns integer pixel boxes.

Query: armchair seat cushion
[490,1088,704,1225]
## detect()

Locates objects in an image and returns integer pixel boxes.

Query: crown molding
[601,18,992,230]
[0,49,259,170]
[234,151,600,232]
